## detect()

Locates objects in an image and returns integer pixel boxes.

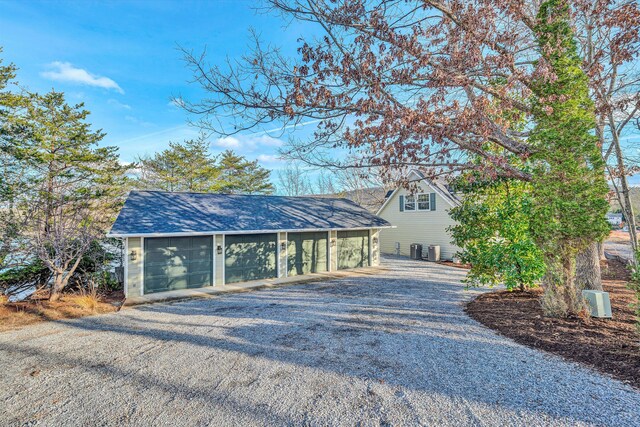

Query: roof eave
[107,225,395,238]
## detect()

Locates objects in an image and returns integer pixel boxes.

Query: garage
[225,233,278,284]
[110,191,391,297]
[144,236,213,294]
[287,231,328,276]
[337,230,370,269]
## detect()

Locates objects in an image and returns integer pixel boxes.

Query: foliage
[528,0,610,316]
[136,134,221,192]
[136,138,274,194]
[4,87,130,301]
[217,150,274,194]
[0,259,51,297]
[180,1,640,317]
[0,49,30,269]
[449,176,545,291]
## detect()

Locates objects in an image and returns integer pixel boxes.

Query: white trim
[107,226,392,238]
[123,238,129,298]
[212,234,216,287]
[140,237,145,297]
[284,232,288,278]
[327,230,331,273]
[276,232,281,278]
[368,229,372,266]
[221,234,226,285]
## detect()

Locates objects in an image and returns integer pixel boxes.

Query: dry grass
[0,290,124,332]
[0,294,8,305]
[65,294,101,311]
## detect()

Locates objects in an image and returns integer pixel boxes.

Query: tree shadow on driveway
[1,258,639,426]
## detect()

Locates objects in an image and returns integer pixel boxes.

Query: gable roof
[376,169,461,215]
[108,191,392,237]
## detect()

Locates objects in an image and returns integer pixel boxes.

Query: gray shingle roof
[108,191,392,236]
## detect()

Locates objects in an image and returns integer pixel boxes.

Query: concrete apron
[123,266,388,307]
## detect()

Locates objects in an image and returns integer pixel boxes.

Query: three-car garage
[110,191,391,298]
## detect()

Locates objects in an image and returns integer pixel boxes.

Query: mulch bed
[466,259,640,388]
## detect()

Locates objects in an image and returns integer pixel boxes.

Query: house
[376,169,461,260]
[605,212,623,227]
[107,191,391,297]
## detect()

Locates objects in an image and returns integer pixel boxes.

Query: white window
[417,194,430,211]
[404,195,416,211]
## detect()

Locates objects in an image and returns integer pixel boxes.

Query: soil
[0,290,125,332]
[466,259,640,388]
[437,260,471,269]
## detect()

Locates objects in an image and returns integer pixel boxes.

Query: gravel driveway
[1,257,639,426]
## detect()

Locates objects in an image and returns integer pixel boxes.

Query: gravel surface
[1,257,639,426]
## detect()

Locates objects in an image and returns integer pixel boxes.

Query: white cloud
[256,154,283,164]
[107,98,131,110]
[214,134,283,151]
[41,62,124,94]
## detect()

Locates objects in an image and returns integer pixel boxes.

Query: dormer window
[399,193,436,212]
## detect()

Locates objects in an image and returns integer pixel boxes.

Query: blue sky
[1,0,639,186]
[0,0,316,170]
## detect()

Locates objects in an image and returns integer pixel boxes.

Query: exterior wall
[126,237,143,297]
[215,234,224,285]
[278,232,287,278]
[370,228,380,266]
[329,230,338,272]
[378,182,460,260]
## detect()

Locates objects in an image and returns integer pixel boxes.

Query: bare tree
[277,162,313,196]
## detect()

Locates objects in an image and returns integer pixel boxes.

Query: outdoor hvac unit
[582,290,612,318]
[428,245,441,262]
[410,243,422,260]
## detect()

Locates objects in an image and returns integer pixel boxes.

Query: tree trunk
[49,272,68,302]
[576,241,603,291]
[598,241,606,261]
[611,125,638,268]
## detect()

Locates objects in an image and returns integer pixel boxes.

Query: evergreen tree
[10,90,129,300]
[218,150,274,194]
[136,135,220,192]
[529,0,610,316]
[137,143,274,195]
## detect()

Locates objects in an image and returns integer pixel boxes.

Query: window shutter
[430,193,436,211]
[399,195,404,212]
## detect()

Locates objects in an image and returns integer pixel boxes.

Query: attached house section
[108,191,391,298]
[377,170,461,260]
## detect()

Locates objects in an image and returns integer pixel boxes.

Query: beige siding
[378,183,460,260]
[215,235,224,285]
[126,237,143,297]
[278,232,287,277]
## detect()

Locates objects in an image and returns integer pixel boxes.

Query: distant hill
[316,187,391,213]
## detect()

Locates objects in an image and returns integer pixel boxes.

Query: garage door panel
[144,236,213,294]
[287,232,328,276]
[225,234,277,284]
[337,230,370,270]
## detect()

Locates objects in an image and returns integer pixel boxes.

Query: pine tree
[218,150,274,194]
[11,90,129,300]
[529,0,610,316]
